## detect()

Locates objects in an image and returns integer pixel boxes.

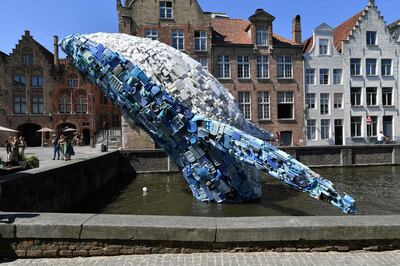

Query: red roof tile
[212,18,299,46]
[304,11,364,53]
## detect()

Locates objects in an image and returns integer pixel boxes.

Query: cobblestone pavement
[2,251,400,266]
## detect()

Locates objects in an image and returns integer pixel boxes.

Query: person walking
[58,135,66,160]
[11,136,19,163]
[5,139,12,165]
[377,131,385,144]
[52,135,60,160]
[275,131,281,146]
[19,137,27,157]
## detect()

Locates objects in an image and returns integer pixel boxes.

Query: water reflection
[82,166,400,217]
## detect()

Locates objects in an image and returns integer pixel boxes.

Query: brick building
[117,0,305,149]
[0,31,121,146]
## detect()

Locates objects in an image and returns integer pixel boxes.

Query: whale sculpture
[61,33,356,214]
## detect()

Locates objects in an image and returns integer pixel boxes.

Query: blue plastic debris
[60,34,357,214]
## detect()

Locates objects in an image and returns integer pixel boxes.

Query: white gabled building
[303,23,345,145]
[304,0,400,145]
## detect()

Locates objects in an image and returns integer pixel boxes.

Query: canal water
[81,166,400,216]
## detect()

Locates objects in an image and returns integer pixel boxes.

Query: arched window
[59,92,71,113]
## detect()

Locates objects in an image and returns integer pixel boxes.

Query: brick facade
[117,0,305,148]
[0,31,121,146]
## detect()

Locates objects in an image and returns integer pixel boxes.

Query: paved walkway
[0,146,113,173]
[2,251,400,266]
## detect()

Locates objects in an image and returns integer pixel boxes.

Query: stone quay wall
[122,144,400,173]
[0,213,400,258]
[0,152,135,212]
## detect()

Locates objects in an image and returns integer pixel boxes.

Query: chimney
[292,15,302,44]
[53,35,59,68]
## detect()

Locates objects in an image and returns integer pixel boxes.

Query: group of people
[4,136,27,165]
[52,134,75,161]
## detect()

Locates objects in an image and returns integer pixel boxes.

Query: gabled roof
[212,18,299,46]
[10,31,54,64]
[0,51,8,59]
[303,11,363,53]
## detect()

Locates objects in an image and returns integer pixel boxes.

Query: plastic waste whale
[60,33,356,214]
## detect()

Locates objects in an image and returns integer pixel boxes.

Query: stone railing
[0,213,400,258]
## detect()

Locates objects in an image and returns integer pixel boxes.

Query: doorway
[82,129,91,145]
[17,123,41,147]
[334,119,343,145]
[383,116,393,138]
[280,131,292,146]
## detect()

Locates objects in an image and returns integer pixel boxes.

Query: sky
[0,0,400,57]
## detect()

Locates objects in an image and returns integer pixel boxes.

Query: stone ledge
[1,213,400,243]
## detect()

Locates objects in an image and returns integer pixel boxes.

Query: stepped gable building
[0,51,8,127]
[117,0,304,149]
[303,0,400,145]
[0,31,120,146]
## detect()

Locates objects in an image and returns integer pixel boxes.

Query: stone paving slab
[2,251,400,266]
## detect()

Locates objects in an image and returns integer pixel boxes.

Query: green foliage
[24,155,39,169]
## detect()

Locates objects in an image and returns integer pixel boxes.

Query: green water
[81,166,400,216]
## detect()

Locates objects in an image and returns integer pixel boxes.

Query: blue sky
[0,0,399,57]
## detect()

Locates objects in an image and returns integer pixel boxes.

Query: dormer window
[366,31,377,45]
[160,1,173,19]
[256,28,267,46]
[319,39,329,55]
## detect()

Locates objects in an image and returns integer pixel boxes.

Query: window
[319,39,329,55]
[237,56,250,79]
[194,31,207,51]
[366,59,377,76]
[305,93,316,109]
[257,92,270,120]
[238,91,251,120]
[381,59,392,76]
[31,96,44,114]
[277,91,294,119]
[68,79,78,88]
[172,30,184,50]
[366,31,377,46]
[366,87,377,106]
[351,117,362,137]
[217,55,230,78]
[82,121,90,127]
[351,87,362,106]
[100,92,108,105]
[100,113,109,125]
[159,1,173,19]
[31,76,44,88]
[14,96,26,114]
[59,93,71,113]
[382,88,392,106]
[197,58,208,71]
[256,56,269,78]
[350,58,361,76]
[22,54,33,64]
[13,75,26,86]
[306,120,316,140]
[75,96,87,113]
[277,56,292,78]
[320,93,329,115]
[305,69,315,84]
[112,114,121,127]
[367,116,377,137]
[256,28,267,46]
[319,69,329,84]
[333,69,342,84]
[144,29,158,40]
[321,119,330,140]
[333,93,343,109]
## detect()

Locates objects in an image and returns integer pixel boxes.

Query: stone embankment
[1,213,400,258]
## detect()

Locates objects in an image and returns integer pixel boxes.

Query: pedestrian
[19,136,27,157]
[5,139,12,165]
[11,136,19,163]
[377,131,385,144]
[58,135,66,160]
[52,135,60,160]
[275,131,281,146]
